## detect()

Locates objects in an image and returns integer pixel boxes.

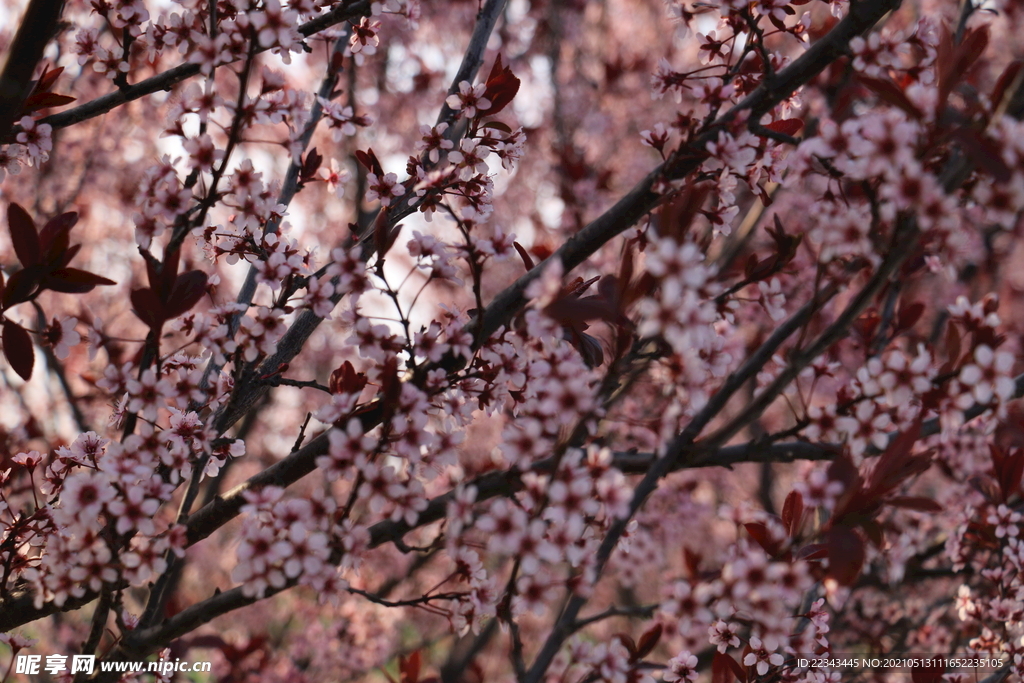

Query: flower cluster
[231,486,350,599]
[4,0,1024,681]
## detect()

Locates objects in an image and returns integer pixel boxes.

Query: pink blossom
[15,116,52,164]
[445,81,491,119]
[664,651,699,682]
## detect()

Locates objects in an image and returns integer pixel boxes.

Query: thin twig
[572,603,658,631]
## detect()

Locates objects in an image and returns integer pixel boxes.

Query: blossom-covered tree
[1,0,1023,680]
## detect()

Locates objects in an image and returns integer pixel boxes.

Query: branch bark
[0,0,67,140]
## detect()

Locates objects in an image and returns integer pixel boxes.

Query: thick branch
[433,0,509,129]
[0,0,66,139]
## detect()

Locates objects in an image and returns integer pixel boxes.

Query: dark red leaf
[564,276,600,298]
[43,267,116,294]
[399,650,420,683]
[57,243,82,268]
[768,13,787,31]
[636,624,663,658]
[38,211,78,264]
[991,445,1024,502]
[826,524,865,586]
[765,118,804,136]
[379,356,402,420]
[896,301,925,332]
[356,148,384,177]
[3,320,34,381]
[951,127,1012,183]
[160,248,182,299]
[865,419,930,498]
[545,296,618,325]
[761,214,802,274]
[827,451,861,491]
[166,270,209,318]
[937,24,989,111]
[35,66,65,93]
[936,24,956,110]
[480,55,521,117]
[131,288,166,329]
[782,490,804,537]
[744,253,760,279]
[617,241,635,301]
[21,92,76,113]
[992,60,1024,114]
[329,360,368,396]
[597,274,620,308]
[945,320,962,369]
[373,213,402,261]
[484,54,505,85]
[530,243,554,261]
[22,92,76,113]
[858,75,922,119]
[514,241,535,271]
[482,121,513,134]
[741,214,802,280]
[712,652,744,683]
[958,24,990,75]
[744,521,782,556]
[797,543,829,561]
[860,518,885,548]
[615,634,638,658]
[1,267,41,308]
[683,548,701,578]
[574,331,604,368]
[654,183,710,242]
[141,250,161,296]
[7,203,40,268]
[302,147,323,179]
[852,308,880,346]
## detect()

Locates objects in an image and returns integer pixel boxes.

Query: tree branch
[701,222,916,453]
[12,353,1021,637]
[13,0,372,140]
[433,0,509,130]
[470,0,903,354]
[209,0,509,435]
[572,603,658,631]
